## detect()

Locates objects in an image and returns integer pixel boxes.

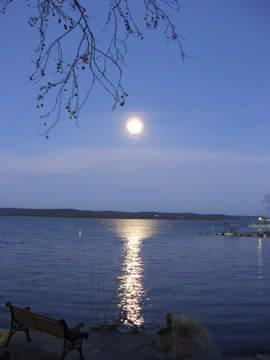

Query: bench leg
[60,350,67,360]
[78,347,84,360]
[4,330,15,348]
[61,339,68,360]
[25,328,32,343]
[61,339,85,360]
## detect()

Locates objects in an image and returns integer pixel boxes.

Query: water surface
[0,216,269,354]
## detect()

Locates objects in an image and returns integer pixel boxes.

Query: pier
[211,231,270,238]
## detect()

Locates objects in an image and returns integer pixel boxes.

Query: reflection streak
[114,219,157,326]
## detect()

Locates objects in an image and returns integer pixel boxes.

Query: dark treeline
[0,208,249,221]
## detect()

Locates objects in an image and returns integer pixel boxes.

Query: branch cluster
[1,0,183,135]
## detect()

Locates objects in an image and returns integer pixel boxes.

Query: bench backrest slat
[10,306,65,338]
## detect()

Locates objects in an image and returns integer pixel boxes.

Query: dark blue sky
[0,1,269,215]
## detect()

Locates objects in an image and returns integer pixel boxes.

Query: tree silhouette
[1,0,184,135]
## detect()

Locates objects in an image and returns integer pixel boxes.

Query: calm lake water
[0,216,270,354]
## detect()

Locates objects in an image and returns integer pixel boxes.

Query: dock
[210,231,270,238]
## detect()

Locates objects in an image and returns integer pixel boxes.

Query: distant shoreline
[0,208,250,221]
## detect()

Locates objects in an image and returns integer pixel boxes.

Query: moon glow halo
[126,117,144,135]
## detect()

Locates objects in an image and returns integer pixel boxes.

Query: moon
[126,117,144,135]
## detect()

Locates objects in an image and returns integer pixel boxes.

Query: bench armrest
[66,323,88,341]
[70,322,84,332]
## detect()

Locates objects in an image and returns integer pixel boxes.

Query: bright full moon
[126,117,144,135]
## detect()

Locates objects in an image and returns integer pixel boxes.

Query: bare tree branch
[1,0,184,136]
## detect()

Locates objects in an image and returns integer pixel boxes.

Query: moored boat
[248,217,270,229]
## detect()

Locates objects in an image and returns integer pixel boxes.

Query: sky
[0,0,269,216]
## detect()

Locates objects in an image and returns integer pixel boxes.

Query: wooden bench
[5,302,88,360]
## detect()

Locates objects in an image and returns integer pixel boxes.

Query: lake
[0,216,269,354]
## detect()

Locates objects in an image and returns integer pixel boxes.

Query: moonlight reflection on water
[113,219,159,326]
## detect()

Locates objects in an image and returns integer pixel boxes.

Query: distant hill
[0,208,249,221]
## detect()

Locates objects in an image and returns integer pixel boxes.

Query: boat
[210,219,270,238]
[248,217,270,229]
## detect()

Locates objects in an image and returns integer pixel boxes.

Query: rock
[256,354,270,360]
